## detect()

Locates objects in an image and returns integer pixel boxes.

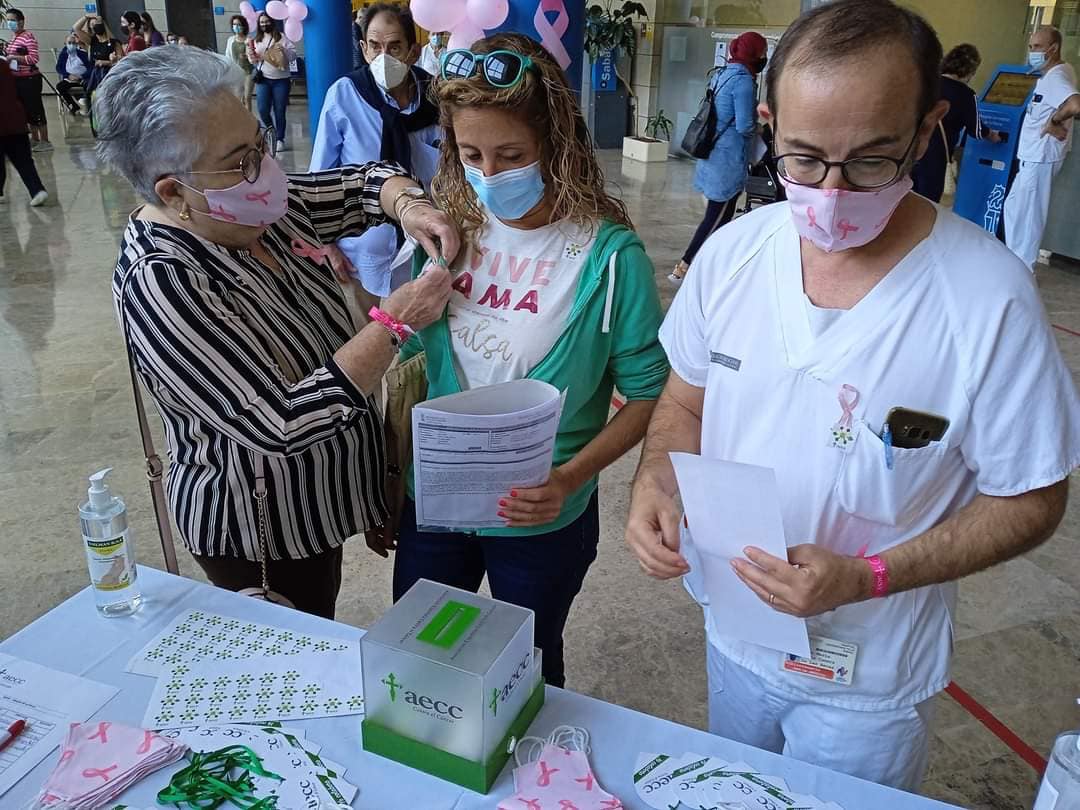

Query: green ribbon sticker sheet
[125,610,355,678]
[153,723,358,808]
[142,650,365,729]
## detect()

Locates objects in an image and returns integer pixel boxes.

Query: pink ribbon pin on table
[534,0,572,69]
[291,238,332,267]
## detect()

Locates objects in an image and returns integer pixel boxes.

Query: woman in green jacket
[377,34,669,688]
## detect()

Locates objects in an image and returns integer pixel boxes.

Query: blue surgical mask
[1029,50,1047,69]
[463,161,546,221]
[66,43,77,53]
[233,25,243,34]
[6,20,18,31]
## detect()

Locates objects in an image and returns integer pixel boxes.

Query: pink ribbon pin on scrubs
[828,384,861,451]
[533,0,572,69]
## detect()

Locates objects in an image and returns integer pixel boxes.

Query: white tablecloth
[1,569,959,809]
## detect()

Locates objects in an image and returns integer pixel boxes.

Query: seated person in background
[55,32,91,114]
[72,13,123,95]
[310,2,440,299]
[166,32,179,45]
[119,11,146,54]
[177,35,190,46]
[380,34,669,689]
[140,12,165,47]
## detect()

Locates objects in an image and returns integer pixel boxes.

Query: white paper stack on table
[126,609,366,729]
[412,379,565,530]
[155,722,358,808]
[633,751,846,810]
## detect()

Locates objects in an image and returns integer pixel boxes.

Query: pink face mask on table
[497,727,623,810]
[175,154,289,228]
[781,175,913,252]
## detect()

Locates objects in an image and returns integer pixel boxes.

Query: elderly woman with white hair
[95,47,457,618]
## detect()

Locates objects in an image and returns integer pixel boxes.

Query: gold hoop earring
[178,205,191,221]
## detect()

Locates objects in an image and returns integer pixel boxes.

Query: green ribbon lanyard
[157,744,284,809]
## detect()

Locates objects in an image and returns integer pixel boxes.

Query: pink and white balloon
[238,0,258,31]
[412,0,509,50]
[257,0,309,41]
[264,0,288,20]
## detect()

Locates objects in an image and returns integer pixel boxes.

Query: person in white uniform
[418,31,447,77]
[1003,25,1079,271]
[626,0,1080,792]
[310,3,441,297]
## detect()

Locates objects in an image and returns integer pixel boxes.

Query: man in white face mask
[309,3,440,299]
[627,0,1080,792]
[1003,25,1079,272]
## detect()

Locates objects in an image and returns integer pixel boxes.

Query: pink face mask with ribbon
[781,176,913,253]
[175,154,289,229]
[497,726,623,810]
[31,721,187,809]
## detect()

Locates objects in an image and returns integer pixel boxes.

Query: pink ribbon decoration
[836,384,860,429]
[537,760,560,787]
[88,722,111,744]
[291,238,332,266]
[533,0,572,69]
[559,802,580,810]
[518,800,542,810]
[600,800,623,809]
[575,771,595,791]
[208,204,238,223]
[806,205,824,234]
[836,219,860,239]
[136,729,155,754]
[81,764,118,782]
[245,190,273,206]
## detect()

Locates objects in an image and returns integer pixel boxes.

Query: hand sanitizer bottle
[79,468,142,616]
[1034,715,1080,809]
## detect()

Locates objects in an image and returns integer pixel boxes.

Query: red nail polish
[498,511,506,518]
[510,490,519,497]
[499,499,508,507]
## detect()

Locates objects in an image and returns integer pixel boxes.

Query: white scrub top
[1017,63,1079,164]
[661,201,1080,711]
[309,76,442,296]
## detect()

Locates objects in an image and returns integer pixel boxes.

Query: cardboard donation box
[360,579,545,792]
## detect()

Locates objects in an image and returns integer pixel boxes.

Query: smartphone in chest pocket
[886,407,950,449]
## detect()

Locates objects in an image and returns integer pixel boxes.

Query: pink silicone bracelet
[864,555,889,598]
[368,307,413,345]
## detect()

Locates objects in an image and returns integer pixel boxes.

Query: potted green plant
[585,1,649,64]
[585,2,648,148]
[624,109,673,163]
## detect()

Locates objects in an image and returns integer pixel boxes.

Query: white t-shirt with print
[1018,63,1079,163]
[448,214,596,390]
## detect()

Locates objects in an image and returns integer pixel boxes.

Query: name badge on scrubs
[828,384,860,452]
[782,635,858,685]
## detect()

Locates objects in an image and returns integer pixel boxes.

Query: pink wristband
[864,555,889,598]
[368,307,413,346]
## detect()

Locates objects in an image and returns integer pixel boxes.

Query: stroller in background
[737,124,785,215]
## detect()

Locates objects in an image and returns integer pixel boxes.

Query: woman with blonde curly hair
[377,33,669,687]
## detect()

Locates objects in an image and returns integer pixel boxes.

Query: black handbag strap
[707,67,741,142]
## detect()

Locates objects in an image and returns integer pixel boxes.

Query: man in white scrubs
[1004,25,1079,271]
[627,0,1080,792]
[310,3,441,297]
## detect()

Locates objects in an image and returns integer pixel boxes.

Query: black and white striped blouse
[113,164,402,561]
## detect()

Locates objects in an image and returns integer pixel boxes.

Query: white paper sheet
[670,453,810,658]
[125,609,357,678]
[142,649,364,729]
[412,379,564,529]
[0,653,118,798]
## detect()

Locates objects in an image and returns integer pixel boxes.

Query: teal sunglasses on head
[440,48,534,88]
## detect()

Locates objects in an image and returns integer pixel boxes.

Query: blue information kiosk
[954,65,1040,235]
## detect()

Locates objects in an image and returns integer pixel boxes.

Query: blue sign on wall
[591,49,616,92]
[214,6,226,14]
[84,3,97,12]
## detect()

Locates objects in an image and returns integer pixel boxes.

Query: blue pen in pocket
[882,420,894,470]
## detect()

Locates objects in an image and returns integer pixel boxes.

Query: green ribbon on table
[157,744,283,808]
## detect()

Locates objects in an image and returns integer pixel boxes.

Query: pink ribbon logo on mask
[836,384,860,429]
[291,238,331,266]
[836,219,859,239]
[517,800,541,810]
[245,190,272,206]
[136,730,155,755]
[82,764,118,782]
[58,749,75,765]
[534,0,572,69]
[558,802,580,810]
[574,771,595,791]
[537,760,560,787]
[600,800,623,809]
[88,722,111,744]
[806,205,826,235]
[208,204,238,223]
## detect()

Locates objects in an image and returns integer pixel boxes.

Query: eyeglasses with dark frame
[774,129,921,191]
[182,127,275,185]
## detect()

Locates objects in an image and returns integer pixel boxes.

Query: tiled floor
[2,101,1078,809]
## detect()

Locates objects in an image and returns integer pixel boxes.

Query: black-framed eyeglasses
[775,129,920,190]
[184,127,274,184]
[440,49,534,88]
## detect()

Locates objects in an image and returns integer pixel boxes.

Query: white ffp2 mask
[369,53,410,90]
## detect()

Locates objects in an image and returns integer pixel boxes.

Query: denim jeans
[256,77,290,142]
[392,493,600,688]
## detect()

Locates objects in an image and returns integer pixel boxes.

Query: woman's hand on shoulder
[381,262,452,331]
